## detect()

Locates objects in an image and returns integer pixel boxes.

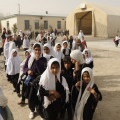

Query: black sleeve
[84,61,94,69]
[39,85,49,96]
[93,84,102,101]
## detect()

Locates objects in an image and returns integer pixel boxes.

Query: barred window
[44,21,48,29]
[7,21,9,29]
[35,20,39,29]
[57,21,61,29]
[25,20,30,29]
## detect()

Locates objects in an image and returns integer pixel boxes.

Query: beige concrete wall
[1,17,17,33]
[107,15,120,37]
[17,15,66,34]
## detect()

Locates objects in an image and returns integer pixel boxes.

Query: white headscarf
[54,43,64,61]
[70,50,85,64]
[39,58,69,108]
[22,36,30,49]
[78,30,84,39]
[6,49,21,75]
[28,42,43,69]
[43,43,55,61]
[83,49,93,64]
[61,41,70,56]
[74,67,94,120]
[47,36,51,45]
[18,50,31,82]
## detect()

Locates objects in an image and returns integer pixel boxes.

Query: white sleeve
[62,77,70,103]
[0,87,8,107]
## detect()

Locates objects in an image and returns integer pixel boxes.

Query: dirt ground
[0,38,120,120]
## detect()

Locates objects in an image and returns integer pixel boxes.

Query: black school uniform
[81,84,102,120]
[84,61,94,69]
[72,64,86,110]
[61,68,74,120]
[62,48,71,56]
[40,80,66,120]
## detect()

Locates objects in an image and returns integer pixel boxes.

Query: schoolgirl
[39,58,69,120]
[23,43,47,119]
[6,49,21,92]
[61,41,71,56]
[74,67,102,120]
[83,49,94,69]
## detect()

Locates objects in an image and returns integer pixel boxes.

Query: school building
[1,14,66,34]
[66,2,120,38]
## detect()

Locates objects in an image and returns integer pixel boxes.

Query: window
[35,20,39,29]
[7,21,9,29]
[25,20,30,29]
[57,21,61,29]
[44,21,48,29]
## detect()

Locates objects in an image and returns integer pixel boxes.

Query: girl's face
[63,43,67,48]
[76,40,81,46]
[56,44,61,51]
[44,46,50,54]
[51,64,60,75]
[13,51,17,57]
[71,58,76,64]
[82,72,91,84]
[25,52,30,59]
[64,61,71,70]
[31,44,33,49]
[85,51,88,58]
[34,47,41,57]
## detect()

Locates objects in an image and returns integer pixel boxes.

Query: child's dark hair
[51,61,60,67]
[33,44,41,49]
[25,51,29,55]
[63,56,71,63]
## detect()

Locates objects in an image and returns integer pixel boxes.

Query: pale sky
[0,0,120,17]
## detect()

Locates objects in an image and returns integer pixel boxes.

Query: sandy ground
[0,37,120,120]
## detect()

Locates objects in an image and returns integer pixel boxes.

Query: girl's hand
[75,61,80,71]
[87,87,98,98]
[28,70,33,76]
[49,90,61,100]
[75,81,80,91]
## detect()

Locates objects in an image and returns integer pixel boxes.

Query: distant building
[1,14,66,34]
[66,2,120,38]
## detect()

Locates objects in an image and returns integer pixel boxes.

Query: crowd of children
[0,29,102,120]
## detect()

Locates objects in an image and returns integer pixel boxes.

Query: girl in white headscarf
[54,43,64,61]
[74,67,102,120]
[83,49,94,69]
[39,58,69,120]
[43,43,55,62]
[47,36,51,45]
[6,49,21,92]
[23,42,47,119]
[17,50,31,98]
[61,41,71,56]
[70,50,86,110]
[22,35,30,51]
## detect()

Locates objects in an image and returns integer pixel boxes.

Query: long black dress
[82,84,102,120]
[40,80,66,120]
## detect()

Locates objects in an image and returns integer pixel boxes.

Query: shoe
[29,112,34,119]
[18,101,25,105]
[13,90,16,92]
[17,93,21,97]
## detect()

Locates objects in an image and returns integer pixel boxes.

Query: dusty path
[0,37,120,120]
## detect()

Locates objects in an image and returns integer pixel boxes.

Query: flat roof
[1,14,66,20]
